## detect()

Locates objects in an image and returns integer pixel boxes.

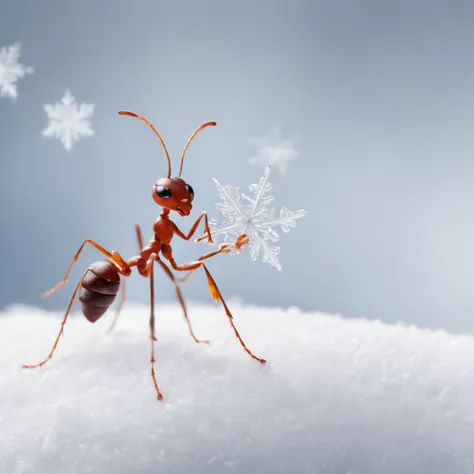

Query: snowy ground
[1,302,474,474]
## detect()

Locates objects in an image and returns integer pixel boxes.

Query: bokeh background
[1,0,473,333]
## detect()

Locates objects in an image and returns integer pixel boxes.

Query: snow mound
[1,302,473,474]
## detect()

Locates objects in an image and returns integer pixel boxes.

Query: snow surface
[1,302,474,474]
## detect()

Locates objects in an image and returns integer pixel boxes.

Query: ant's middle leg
[155,256,209,344]
[156,241,246,344]
[164,241,266,365]
[147,254,163,401]
[119,252,163,399]
[42,239,130,298]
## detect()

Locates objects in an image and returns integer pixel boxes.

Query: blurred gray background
[1,0,473,333]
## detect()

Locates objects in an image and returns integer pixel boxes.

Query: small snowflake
[200,166,306,271]
[42,90,94,151]
[248,128,299,175]
[0,43,33,100]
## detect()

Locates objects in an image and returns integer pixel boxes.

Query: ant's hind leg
[135,224,144,252]
[42,239,130,298]
[23,270,91,369]
[107,277,127,333]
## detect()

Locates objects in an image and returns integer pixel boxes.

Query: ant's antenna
[178,121,217,177]
[118,111,172,178]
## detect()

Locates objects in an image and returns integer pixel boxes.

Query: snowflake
[0,43,33,100]
[200,166,307,271]
[248,128,299,175]
[42,90,94,151]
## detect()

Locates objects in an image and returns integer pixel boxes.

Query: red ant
[23,111,266,401]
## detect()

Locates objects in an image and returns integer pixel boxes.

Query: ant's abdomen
[79,261,121,323]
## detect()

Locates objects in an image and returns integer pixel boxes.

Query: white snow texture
[1,302,473,473]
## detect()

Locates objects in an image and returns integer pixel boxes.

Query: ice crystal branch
[202,166,306,271]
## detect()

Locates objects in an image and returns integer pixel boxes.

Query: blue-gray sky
[1,0,474,333]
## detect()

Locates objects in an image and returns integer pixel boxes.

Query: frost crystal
[42,90,94,151]
[248,129,299,175]
[0,43,33,100]
[204,166,306,271]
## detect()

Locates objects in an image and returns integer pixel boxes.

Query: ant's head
[152,177,194,216]
[118,111,216,216]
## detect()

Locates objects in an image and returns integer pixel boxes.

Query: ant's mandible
[23,110,266,401]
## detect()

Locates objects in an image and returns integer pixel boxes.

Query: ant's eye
[185,184,194,199]
[155,185,171,199]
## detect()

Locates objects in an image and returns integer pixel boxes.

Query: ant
[23,110,266,401]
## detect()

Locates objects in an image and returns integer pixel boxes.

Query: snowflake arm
[249,165,273,215]
[211,178,248,221]
[256,207,308,233]
[247,224,282,270]
[42,90,94,151]
[202,166,306,271]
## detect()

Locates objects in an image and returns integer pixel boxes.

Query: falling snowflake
[248,128,299,175]
[0,43,33,100]
[199,166,306,271]
[42,90,94,151]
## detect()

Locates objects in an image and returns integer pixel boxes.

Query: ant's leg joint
[112,252,131,276]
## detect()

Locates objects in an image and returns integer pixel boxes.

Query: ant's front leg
[176,234,249,283]
[171,211,214,245]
